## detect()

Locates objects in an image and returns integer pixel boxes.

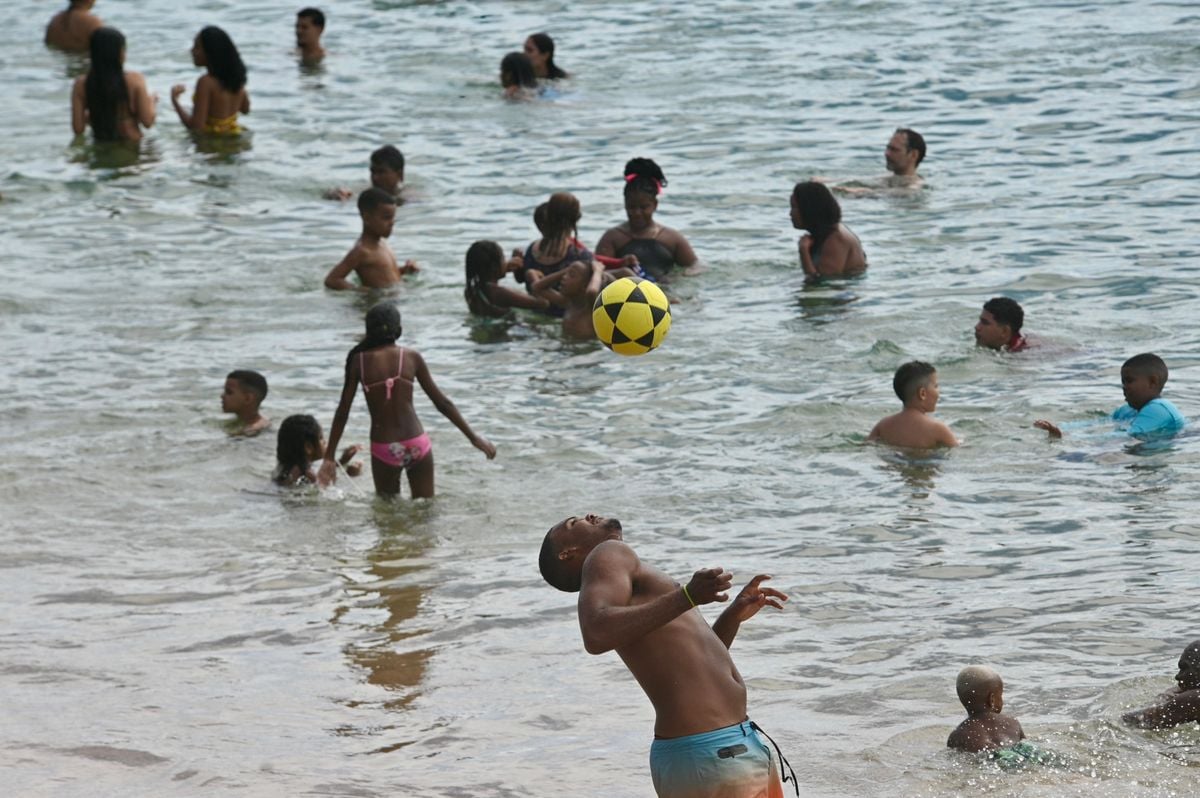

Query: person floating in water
[324,188,418,290]
[500,52,538,99]
[71,27,157,143]
[1122,640,1200,729]
[318,303,495,497]
[974,297,1029,352]
[790,181,867,279]
[1035,353,1185,440]
[325,144,407,202]
[539,514,795,798]
[45,0,103,52]
[867,361,959,449]
[295,7,326,64]
[523,32,568,80]
[221,369,270,436]
[171,26,249,135]
[596,158,699,280]
[274,414,360,487]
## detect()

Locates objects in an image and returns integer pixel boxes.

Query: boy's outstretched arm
[325,247,363,290]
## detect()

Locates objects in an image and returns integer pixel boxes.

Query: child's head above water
[559,260,590,298]
[223,369,267,415]
[465,240,505,282]
[892,360,939,410]
[1121,353,1169,410]
[957,665,1003,715]
[500,51,537,90]
[357,187,396,237]
[369,145,404,193]
[275,414,323,485]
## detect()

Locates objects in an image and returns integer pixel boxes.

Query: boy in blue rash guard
[1035,353,1185,440]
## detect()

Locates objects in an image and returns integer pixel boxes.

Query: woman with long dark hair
[70,27,156,142]
[523,32,567,80]
[171,26,250,134]
[790,180,867,279]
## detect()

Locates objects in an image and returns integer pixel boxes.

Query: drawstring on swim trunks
[749,721,799,796]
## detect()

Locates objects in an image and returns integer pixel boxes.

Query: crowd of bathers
[47,2,1197,795]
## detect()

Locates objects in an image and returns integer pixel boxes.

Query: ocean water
[2,1,1199,796]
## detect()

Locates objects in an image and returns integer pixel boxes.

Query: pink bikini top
[359,347,413,400]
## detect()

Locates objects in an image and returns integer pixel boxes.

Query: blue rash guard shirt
[1112,397,1185,439]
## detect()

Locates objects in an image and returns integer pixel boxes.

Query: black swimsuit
[616,237,675,279]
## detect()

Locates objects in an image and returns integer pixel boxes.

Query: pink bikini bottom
[370,433,432,469]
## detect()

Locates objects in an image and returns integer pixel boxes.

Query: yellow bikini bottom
[204,114,242,135]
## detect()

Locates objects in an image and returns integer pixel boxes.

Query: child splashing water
[318,303,496,497]
[275,414,361,487]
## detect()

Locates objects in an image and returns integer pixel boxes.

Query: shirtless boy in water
[324,188,417,290]
[867,361,959,449]
[45,0,103,52]
[948,666,1025,753]
[221,370,270,437]
[1122,640,1200,729]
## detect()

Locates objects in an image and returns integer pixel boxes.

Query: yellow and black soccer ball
[592,277,671,356]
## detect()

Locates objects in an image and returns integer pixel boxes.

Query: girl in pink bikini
[318,303,495,497]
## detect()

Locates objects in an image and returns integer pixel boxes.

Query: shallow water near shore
[2,1,1200,796]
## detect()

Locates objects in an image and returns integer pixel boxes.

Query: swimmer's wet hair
[544,192,581,240]
[227,369,268,402]
[1122,353,1168,384]
[896,128,926,165]
[539,520,579,592]
[357,187,396,214]
[297,7,325,29]
[893,361,936,403]
[275,414,321,485]
[85,28,129,142]
[370,145,404,173]
[500,52,537,89]
[527,32,567,80]
[624,157,667,199]
[791,181,842,249]
[465,240,505,302]
[197,26,247,93]
[983,297,1024,334]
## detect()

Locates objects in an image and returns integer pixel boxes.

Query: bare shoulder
[582,540,639,575]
